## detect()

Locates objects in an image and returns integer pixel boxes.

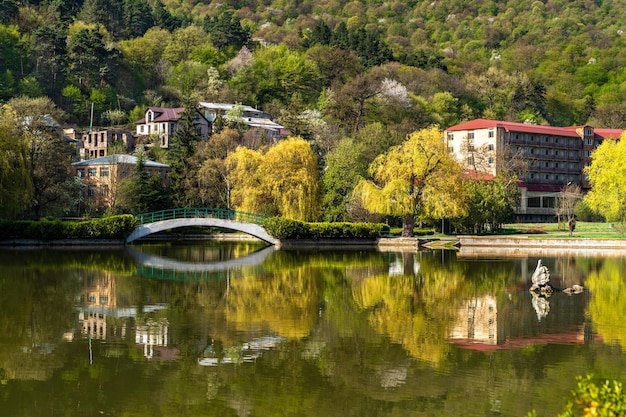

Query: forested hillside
[2,0,626,132]
[1,0,625,224]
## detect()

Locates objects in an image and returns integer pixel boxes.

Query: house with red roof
[445,119,622,221]
[135,106,210,149]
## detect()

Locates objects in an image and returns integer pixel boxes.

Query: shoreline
[2,235,625,253]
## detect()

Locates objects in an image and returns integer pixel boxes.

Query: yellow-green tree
[226,137,321,221]
[354,126,466,236]
[0,105,30,218]
[584,134,626,223]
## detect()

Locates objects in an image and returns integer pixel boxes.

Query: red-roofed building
[135,106,210,149]
[445,119,622,221]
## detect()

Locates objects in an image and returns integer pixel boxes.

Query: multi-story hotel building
[445,119,622,221]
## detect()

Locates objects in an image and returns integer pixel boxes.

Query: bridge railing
[136,208,269,226]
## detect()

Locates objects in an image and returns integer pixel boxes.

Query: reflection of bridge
[127,246,276,281]
[126,208,278,245]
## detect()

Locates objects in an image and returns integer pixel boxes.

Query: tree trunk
[402,214,415,237]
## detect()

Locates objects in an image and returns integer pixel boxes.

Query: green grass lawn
[499,221,626,239]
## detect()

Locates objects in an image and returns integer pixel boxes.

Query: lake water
[1,241,625,417]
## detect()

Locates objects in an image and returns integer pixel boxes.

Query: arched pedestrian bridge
[126,208,278,245]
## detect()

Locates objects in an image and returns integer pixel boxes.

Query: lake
[1,241,625,417]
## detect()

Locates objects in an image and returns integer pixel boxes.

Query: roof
[593,128,622,140]
[198,102,260,113]
[71,154,169,168]
[447,119,580,138]
[135,107,185,124]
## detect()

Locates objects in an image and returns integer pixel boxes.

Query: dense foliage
[1,0,623,227]
[3,0,626,128]
[0,214,137,240]
[263,216,389,240]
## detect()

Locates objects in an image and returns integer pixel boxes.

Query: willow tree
[354,126,466,236]
[226,136,320,221]
[584,134,626,224]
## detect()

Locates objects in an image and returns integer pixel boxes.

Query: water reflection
[0,244,625,417]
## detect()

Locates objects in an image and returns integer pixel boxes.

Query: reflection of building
[449,291,590,351]
[135,318,174,360]
[77,271,121,340]
[73,271,174,360]
[450,295,497,345]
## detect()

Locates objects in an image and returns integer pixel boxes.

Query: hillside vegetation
[2,0,626,132]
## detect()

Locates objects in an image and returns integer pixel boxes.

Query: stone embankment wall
[459,236,626,249]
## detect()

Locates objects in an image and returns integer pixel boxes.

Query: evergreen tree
[167,101,201,207]
[123,0,154,38]
[152,0,182,32]
[203,8,250,50]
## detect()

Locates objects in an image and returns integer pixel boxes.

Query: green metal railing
[136,208,269,226]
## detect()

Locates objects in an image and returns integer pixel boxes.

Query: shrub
[263,217,388,240]
[0,215,138,241]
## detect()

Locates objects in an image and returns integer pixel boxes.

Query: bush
[0,215,138,241]
[263,217,389,240]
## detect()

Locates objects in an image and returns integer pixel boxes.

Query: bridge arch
[126,208,279,245]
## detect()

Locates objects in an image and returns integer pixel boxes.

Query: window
[100,295,108,304]
[488,130,494,138]
[448,146,454,153]
[87,186,96,197]
[76,168,85,178]
[100,167,109,176]
[585,138,593,146]
[88,168,97,177]
[585,150,592,157]
[468,132,474,139]
[140,125,144,133]
[447,133,454,141]
[528,197,540,207]
[467,157,474,165]
[101,185,109,197]
[88,295,96,303]
[488,157,494,164]
[487,143,494,151]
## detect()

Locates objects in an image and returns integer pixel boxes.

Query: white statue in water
[529,259,584,295]
[530,259,550,292]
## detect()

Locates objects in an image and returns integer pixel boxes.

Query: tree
[30,24,68,98]
[122,0,154,38]
[5,97,79,219]
[456,177,517,234]
[226,137,321,220]
[67,27,119,90]
[259,137,321,221]
[555,183,583,229]
[167,102,202,207]
[203,8,250,51]
[322,138,368,222]
[195,128,241,208]
[354,126,465,236]
[118,153,171,213]
[584,135,626,224]
[0,105,30,219]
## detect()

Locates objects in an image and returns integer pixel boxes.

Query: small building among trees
[72,154,170,211]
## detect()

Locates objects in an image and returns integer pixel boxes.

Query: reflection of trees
[586,258,626,350]
[0,268,80,381]
[352,252,463,365]
[226,268,322,338]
